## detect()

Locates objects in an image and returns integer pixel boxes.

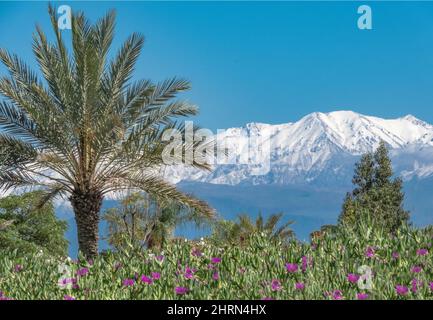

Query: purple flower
[365,247,375,258]
[285,263,298,273]
[192,248,203,257]
[395,285,409,296]
[175,286,189,295]
[76,267,89,277]
[63,295,75,300]
[416,249,428,256]
[211,257,221,264]
[411,279,421,293]
[184,266,195,280]
[211,271,219,281]
[295,282,305,291]
[332,290,344,300]
[429,282,433,292]
[271,279,282,291]
[392,252,400,260]
[411,266,422,273]
[151,272,161,280]
[14,264,23,272]
[114,262,122,271]
[155,255,165,262]
[141,275,153,285]
[122,278,135,287]
[301,256,308,272]
[356,293,369,300]
[347,273,360,284]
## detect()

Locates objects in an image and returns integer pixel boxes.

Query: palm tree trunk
[70,190,103,259]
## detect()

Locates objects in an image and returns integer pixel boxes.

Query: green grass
[1,223,432,300]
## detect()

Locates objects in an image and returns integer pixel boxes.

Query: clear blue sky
[1,1,433,130]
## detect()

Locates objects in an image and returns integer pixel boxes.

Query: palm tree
[213,212,295,244]
[104,192,212,251]
[0,5,214,258]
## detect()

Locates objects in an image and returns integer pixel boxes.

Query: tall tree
[0,6,214,258]
[339,141,409,232]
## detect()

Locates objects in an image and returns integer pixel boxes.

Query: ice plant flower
[416,249,428,256]
[14,264,23,272]
[285,263,298,273]
[76,267,89,277]
[429,282,433,292]
[212,271,219,281]
[155,255,165,263]
[122,279,135,287]
[301,256,308,272]
[141,275,153,285]
[392,252,399,260]
[151,272,161,280]
[211,257,221,264]
[411,279,421,293]
[63,295,75,300]
[365,247,375,258]
[357,293,369,300]
[395,285,409,296]
[175,286,189,295]
[295,282,305,291]
[411,266,422,273]
[184,266,195,280]
[271,279,282,291]
[332,290,344,300]
[347,274,360,284]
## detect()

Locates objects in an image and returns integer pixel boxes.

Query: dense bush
[1,217,431,300]
[0,191,68,257]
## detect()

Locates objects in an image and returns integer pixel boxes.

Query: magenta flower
[63,295,75,300]
[429,282,433,292]
[416,248,428,256]
[285,263,298,273]
[356,293,369,300]
[295,282,305,291]
[411,266,422,273]
[122,278,135,287]
[301,256,308,272]
[151,272,161,280]
[212,271,219,281]
[271,279,282,291]
[155,255,165,262]
[411,279,421,293]
[141,275,153,285]
[14,264,23,272]
[365,247,375,258]
[395,285,409,296]
[76,267,89,277]
[332,290,344,300]
[184,266,195,280]
[192,248,203,257]
[211,257,221,264]
[175,286,189,295]
[392,252,399,260]
[347,273,360,284]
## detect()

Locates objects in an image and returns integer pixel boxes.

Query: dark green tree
[0,191,68,256]
[339,141,409,232]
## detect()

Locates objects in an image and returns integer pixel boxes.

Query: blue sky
[1,1,433,130]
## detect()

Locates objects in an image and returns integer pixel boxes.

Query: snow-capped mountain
[167,110,433,186]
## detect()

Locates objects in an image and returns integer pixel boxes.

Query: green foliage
[0,191,68,256]
[211,212,295,245]
[104,192,213,251]
[0,221,432,300]
[339,141,410,232]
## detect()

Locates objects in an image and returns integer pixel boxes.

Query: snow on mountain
[166,110,433,185]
